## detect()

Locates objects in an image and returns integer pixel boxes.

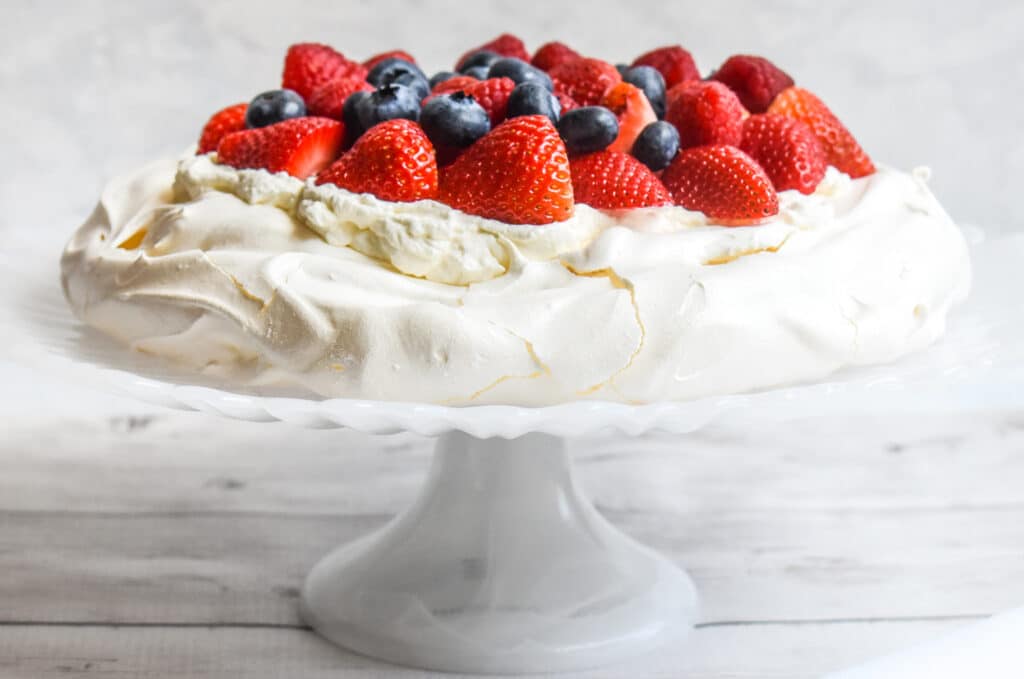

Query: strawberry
[455,33,530,71]
[601,82,657,154]
[363,49,417,70]
[431,75,479,95]
[197,103,247,155]
[549,57,621,106]
[664,81,746,150]
[768,87,875,178]
[531,41,581,72]
[316,119,437,202]
[439,115,574,225]
[217,117,344,179]
[306,77,373,120]
[709,55,794,113]
[661,145,779,224]
[631,45,700,88]
[569,151,671,209]
[740,114,826,194]
[282,43,367,100]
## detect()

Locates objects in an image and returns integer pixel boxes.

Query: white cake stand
[4,233,1023,674]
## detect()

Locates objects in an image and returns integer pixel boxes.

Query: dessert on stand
[32,33,1004,673]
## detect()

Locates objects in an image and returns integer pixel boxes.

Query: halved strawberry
[531,41,581,72]
[217,117,344,179]
[316,119,437,202]
[363,49,417,70]
[601,82,657,154]
[455,33,530,71]
[439,115,574,225]
[768,87,875,178]
[306,77,373,119]
[282,43,367,100]
[661,145,779,224]
[549,57,622,106]
[709,54,794,113]
[570,151,671,209]
[631,45,700,88]
[740,114,826,194]
[665,81,747,149]
[197,103,247,155]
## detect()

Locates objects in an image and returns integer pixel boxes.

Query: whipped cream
[61,153,971,405]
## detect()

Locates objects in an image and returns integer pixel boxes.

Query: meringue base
[60,156,971,406]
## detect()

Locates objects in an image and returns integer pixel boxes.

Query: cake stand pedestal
[300,431,698,674]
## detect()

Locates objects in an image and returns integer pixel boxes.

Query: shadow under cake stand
[7,234,1023,674]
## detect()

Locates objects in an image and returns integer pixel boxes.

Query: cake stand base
[300,431,699,674]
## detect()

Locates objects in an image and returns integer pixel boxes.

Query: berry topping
[363,50,417,71]
[661,145,779,223]
[664,80,746,149]
[531,41,582,72]
[217,117,344,179]
[631,120,680,172]
[420,92,491,148]
[197,103,247,155]
[556,106,620,155]
[631,45,700,88]
[316,119,438,202]
[740,113,826,194]
[457,50,501,74]
[356,83,422,130]
[570,151,672,209]
[282,43,367,101]
[709,55,794,113]
[488,57,554,91]
[245,89,307,129]
[306,78,373,120]
[429,71,458,89]
[621,65,667,118]
[439,115,574,225]
[768,87,875,178]
[507,82,561,124]
[601,82,657,154]
[455,34,530,71]
[549,57,622,106]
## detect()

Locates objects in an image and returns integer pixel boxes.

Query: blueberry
[245,89,306,128]
[462,65,491,80]
[507,82,561,124]
[342,90,370,144]
[615,63,630,78]
[420,92,491,148]
[429,71,458,89]
[356,83,421,130]
[390,70,430,101]
[458,50,500,73]
[367,57,428,88]
[487,58,553,91]
[631,121,680,171]
[555,106,619,154]
[623,65,667,119]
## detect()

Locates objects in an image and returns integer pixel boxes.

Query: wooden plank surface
[1,410,1022,677]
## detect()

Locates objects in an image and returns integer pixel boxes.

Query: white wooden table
[2,400,1022,678]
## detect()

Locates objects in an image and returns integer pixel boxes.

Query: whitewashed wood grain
[0,619,973,679]
[1,410,1022,677]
